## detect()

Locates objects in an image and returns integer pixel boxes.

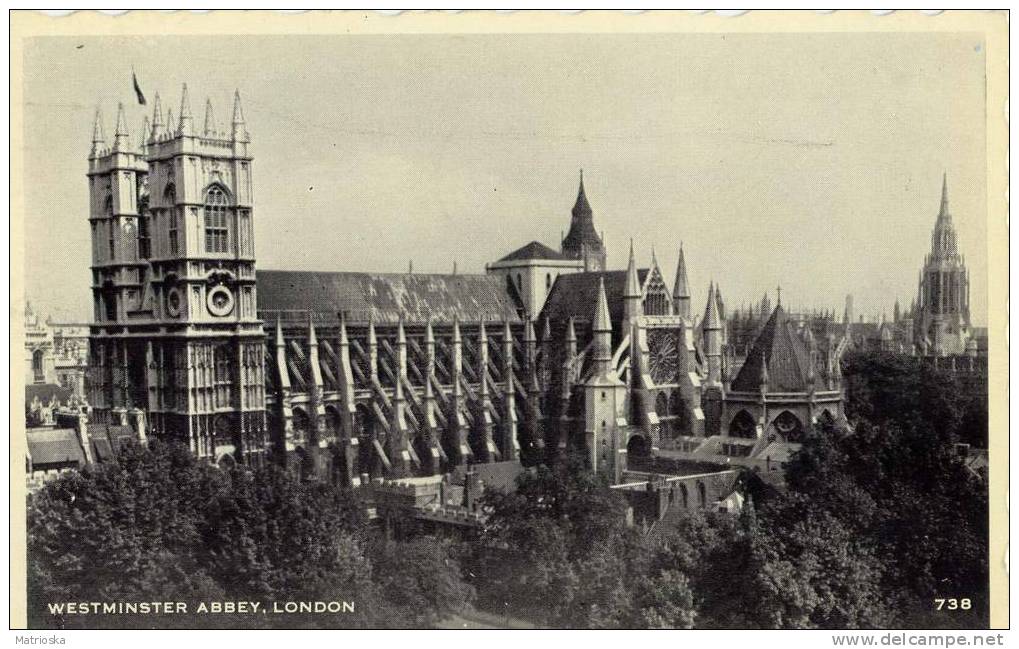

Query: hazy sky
[21,32,988,324]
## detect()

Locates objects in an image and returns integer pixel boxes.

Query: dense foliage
[466,351,988,628]
[27,441,473,629]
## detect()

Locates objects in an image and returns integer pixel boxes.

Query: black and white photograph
[9,9,1009,639]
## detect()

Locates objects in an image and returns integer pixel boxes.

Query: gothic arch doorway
[627,434,650,458]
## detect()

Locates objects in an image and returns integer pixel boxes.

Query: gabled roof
[730,304,819,393]
[497,241,567,262]
[27,428,86,467]
[26,383,73,405]
[257,270,523,324]
[540,269,649,327]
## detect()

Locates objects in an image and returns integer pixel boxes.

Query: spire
[703,281,720,330]
[307,313,317,346]
[572,169,591,219]
[164,108,175,137]
[232,90,249,142]
[112,103,130,152]
[672,244,690,299]
[593,277,612,333]
[89,107,105,158]
[623,239,640,298]
[562,169,602,262]
[939,171,950,219]
[139,116,149,151]
[339,314,349,347]
[149,92,163,141]
[178,83,193,136]
[232,89,245,124]
[524,316,536,344]
[204,98,216,137]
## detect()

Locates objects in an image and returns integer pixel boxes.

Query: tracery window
[168,210,180,256]
[137,211,151,259]
[204,186,230,253]
[213,343,235,409]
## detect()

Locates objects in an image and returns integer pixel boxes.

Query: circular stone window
[206,285,235,317]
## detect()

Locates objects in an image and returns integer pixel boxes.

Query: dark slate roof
[26,383,72,405]
[540,269,649,326]
[256,270,523,324]
[27,428,86,467]
[498,241,567,262]
[731,304,818,393]
[86,423,138,457]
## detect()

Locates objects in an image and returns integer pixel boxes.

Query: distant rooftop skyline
[21,32,988,324]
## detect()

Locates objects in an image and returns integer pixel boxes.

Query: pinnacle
[593,277,612,333]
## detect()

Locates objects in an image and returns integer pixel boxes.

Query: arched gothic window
[32,349,44,383]
[729,410,756,439]
[773,410,804,442]
[204,186,230,253]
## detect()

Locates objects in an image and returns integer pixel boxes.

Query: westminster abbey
[84,85,976,491]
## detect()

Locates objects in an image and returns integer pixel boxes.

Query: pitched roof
[498,241,567,262]
[26,428,86,467]
[26,383,73,405]
[257,270,523,324]
[540,269,649,326]
[730,304,819,393]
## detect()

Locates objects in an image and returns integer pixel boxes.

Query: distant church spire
[939,171,950,219]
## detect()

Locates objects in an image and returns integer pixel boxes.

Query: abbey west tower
[87,86,267,464]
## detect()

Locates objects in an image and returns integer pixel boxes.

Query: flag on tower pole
[132,68,147,105]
